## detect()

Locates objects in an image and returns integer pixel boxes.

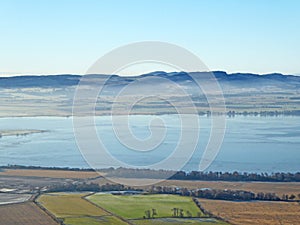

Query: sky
[0,0,300,76]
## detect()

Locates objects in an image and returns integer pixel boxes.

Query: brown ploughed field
[0,169,101,179]
[0,202,59,225]
[199,198,300,225]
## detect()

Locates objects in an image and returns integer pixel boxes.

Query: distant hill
[0,71,299,117]
[0,71,299,89]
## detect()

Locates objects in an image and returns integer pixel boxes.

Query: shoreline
[0,113,300,118]
[0,130,47,138]
[1,165,299,182]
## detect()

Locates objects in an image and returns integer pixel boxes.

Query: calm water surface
[0,115,299,173]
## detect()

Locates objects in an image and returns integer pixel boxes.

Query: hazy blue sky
[1,0,300,76]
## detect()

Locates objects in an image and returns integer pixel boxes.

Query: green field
[87,194,204,219]
[130,218,229,225]
[63,216,128,225]
[38,193,107,218]
[38,193,126,225]
[38,193,228,225]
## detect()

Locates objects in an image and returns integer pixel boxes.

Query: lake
[0,115,299,173]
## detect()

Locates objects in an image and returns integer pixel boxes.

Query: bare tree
[179,209,184,218]
[144,210,151,219]
[172,208,179,217]
[152,208,157,218]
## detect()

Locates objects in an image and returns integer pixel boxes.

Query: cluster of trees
[102,167,174,179]
[281,193,300,201]
[103,167,300,182]
[3,165,300,183]
[148,185,298,202]
[143,208,196,219]
[44,181,299,203]
[194,188,258,201]
[46,182,101,192]
[227,110,300,117]
[144,209,157,219]
[171,208,196,218]
[46,182,138,193]
[170,171,300,182]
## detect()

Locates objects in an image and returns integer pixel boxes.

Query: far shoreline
[0,112,300,118]
[0,129,47,138]
[1,165,299,183]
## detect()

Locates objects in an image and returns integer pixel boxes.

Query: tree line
[45,182,139,193]
[149,185,299,202]
[170,171,300,182]
[44,181,299,202]
[103,167,300,182]
[3,165,300,182]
